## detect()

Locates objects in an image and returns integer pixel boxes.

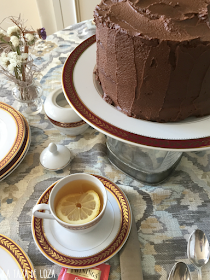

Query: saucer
[0,234,36,280]
[31,175,132,269]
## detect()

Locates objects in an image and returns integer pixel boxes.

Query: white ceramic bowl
[44,88,89,136]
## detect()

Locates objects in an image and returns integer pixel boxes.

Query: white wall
[59,0,100,29]
[36,0,78,35]
[0,0,58,36]
[0,0,101,37]
[77,0,101,22]
[36,0,58,35]
[0,0,41,32]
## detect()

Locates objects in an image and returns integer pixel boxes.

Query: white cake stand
[62,35,210,184]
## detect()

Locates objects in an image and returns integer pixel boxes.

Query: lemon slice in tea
[56,190,101,224]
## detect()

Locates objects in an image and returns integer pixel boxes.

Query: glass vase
[12,81,43,116]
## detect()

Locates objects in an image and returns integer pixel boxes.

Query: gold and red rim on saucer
[32,175,132,269]
[0,102,25,170]
[0,114,30,179]
[0,234,36,280]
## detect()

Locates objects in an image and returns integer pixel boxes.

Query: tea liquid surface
[54,179,103,213]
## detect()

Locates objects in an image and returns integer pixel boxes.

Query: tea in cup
[32,173,107,233]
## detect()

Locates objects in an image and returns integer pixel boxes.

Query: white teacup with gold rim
[32,173,107,233]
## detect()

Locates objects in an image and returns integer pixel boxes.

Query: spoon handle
[197,268,202,280]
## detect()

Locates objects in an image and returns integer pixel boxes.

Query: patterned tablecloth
[1,19,210,280]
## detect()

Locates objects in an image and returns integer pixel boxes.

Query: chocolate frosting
[95,0,210,41]
[94,0,210,122]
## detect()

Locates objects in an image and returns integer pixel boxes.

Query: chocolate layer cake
[94,0,210,122]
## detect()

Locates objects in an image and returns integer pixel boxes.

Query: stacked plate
[0,234,36,280]
[0,102,31,181]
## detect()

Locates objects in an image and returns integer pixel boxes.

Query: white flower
[21,53,28,61]
[0,52,7,59]
[0,52,8,65]
[7,62,16,74]
[0,54,10,68]
[0,29,6,36]
[10,58,20,67]
[7,25,20,37]
[25,33,34,42]
[7,52,22,67]
[7,52,18,60]
[0,52,17,74]
[10,36,19,47]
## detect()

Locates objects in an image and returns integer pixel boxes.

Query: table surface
[1,19,210,280]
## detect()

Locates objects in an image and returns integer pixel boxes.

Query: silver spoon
[168,262,191,280]
[187,229,210,280]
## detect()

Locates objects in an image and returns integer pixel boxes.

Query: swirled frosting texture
[94,0,210,122]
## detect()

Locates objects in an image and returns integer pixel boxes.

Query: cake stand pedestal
[106,136,182,184]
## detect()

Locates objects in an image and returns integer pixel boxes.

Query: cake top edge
[94,0,210,42]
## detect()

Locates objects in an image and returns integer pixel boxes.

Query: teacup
[32,173,107,233]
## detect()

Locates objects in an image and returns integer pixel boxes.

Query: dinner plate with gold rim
[62,35,210,151]
[0,102,25,170]
[0,234,36,280]
[31,175,132,269]
[0,115,30,181]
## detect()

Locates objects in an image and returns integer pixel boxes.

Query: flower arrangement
[0,15,46,101]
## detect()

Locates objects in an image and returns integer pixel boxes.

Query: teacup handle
[32,204,55,219]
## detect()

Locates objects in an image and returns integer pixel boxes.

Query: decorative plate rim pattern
[32,175,132,269]
[0,102,25,169]
[46,115,86,128]
[0,115,30,178]
[0,136,31,182]
[62,35,210,151]
[0,234,36,280]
